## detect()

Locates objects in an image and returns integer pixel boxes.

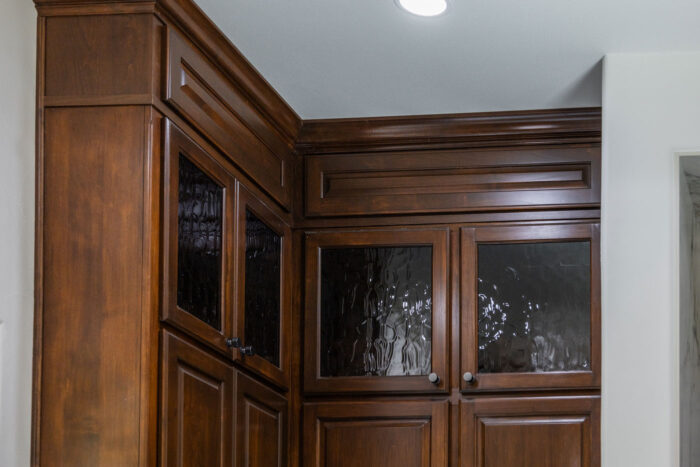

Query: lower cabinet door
[234,370,287,467]
[303,400,448,467]
[460,396,600,467]
[160,330,234,467]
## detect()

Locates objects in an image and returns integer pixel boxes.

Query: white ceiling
[196,0,700,119]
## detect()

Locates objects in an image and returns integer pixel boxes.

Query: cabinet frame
[304,228,449,394]
[162,120,237,356]
[460,223,601,392]
[234,183,292,389]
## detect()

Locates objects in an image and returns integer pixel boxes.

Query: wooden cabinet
[234,371,288,467]
[460,224,601,392]
[161,331,234,467]
[303,400,448,467]
[303,228,449,394]
[460,396,600,467]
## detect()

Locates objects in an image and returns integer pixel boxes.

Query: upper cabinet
[304,228,449,393]
[234,184,292,388]
[162,120,237,355]
[460,223,601,391]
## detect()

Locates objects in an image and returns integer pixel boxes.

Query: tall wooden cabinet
[32,0,601,465]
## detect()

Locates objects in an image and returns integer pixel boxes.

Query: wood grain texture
[304,399,449,467]
[40,106,146,465]
[460,395,600,467]
[161,330,234,467]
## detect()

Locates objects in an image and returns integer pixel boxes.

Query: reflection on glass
[244,209,281,367]
[477,241,590,373]
[320,246,433,377]
[176,154,223,330]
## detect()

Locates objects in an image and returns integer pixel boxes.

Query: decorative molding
[297,107,602,154]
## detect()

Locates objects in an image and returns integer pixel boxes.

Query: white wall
[0,0,36,465]
[602,52,700,467]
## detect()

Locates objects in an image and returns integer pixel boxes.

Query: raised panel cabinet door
[460,224,601,391]
[303,400,448,467]
[162,120,237,355]
[160,330,234,467]
[460,396,600,467]
[234,370,288,467]
[304,228,449,394]
[233,184,292,389]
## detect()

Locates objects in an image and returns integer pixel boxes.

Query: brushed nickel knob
[240,345,255,357]
[463,371,475,383]
[225,337,241,348]
[428,372,440,384]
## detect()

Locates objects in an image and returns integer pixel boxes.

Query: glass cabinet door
[162,121,236,354]
[234,184,291,388]
[460,224,600,391]
[304,229,449,393]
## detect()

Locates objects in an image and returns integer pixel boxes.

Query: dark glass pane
[244,209,281,367]
[477,241,591,373]
[320,246,433,377]
[176,155,223,330]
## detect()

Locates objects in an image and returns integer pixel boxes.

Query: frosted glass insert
[176,155,223,330]
[320,246,433,377]
[477,241,591,373]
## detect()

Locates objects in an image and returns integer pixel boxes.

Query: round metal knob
[240,345,255,357]
[463,372,475,383]
[428,372,440,384]
[225,337,241,349]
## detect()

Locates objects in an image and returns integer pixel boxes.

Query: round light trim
[396,0,448,17]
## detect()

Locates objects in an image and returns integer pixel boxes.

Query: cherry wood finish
[460,224,601,392]
[304,228,449,394]
[234,183,293,389]
[303,399,449,467]
[166,28,293,208]
[306,146,600,217]
[161,330,234,467]
[162,119,238,356]
[234,370,288,467]
[460,395,600,467]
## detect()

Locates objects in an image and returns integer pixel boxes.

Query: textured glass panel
[244,209,281,367]
[477,241,591,373]
[320,246,433,377]
[176,155,223,330]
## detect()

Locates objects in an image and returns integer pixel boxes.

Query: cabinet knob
[225,337,241,349]
[240,345,255,357]
[463,372,475,383]
[427,372,440,384]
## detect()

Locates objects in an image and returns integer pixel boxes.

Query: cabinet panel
[460,396,600,467]
[461,224,601,391]
[234,370,288,467]
[304,229,449,393]
[304,400,448,467]
[161,331,234,467]
[234,184,292,388]
[162,120,237,355]
[165,28,291,208]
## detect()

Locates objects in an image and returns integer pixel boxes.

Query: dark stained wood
[39,106,148,465]
[234,370,288,467]
[162,119,238,356]
[306,146,600,217]
[165,27,293,208]
[44,14,157,99]
[297,108,601,154]
[304,399,449,467]
[303,228,449,394]
[161,330,234,467]
[460,223,601,392]
[460,395,600,467]
[234,183,293,389]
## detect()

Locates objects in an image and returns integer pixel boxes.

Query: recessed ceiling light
[396,0,448,17]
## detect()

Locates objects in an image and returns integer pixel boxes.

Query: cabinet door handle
[240,345,255,357]
[428,372,440,384]
[463,372,475,383]
[225,337,241,349]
